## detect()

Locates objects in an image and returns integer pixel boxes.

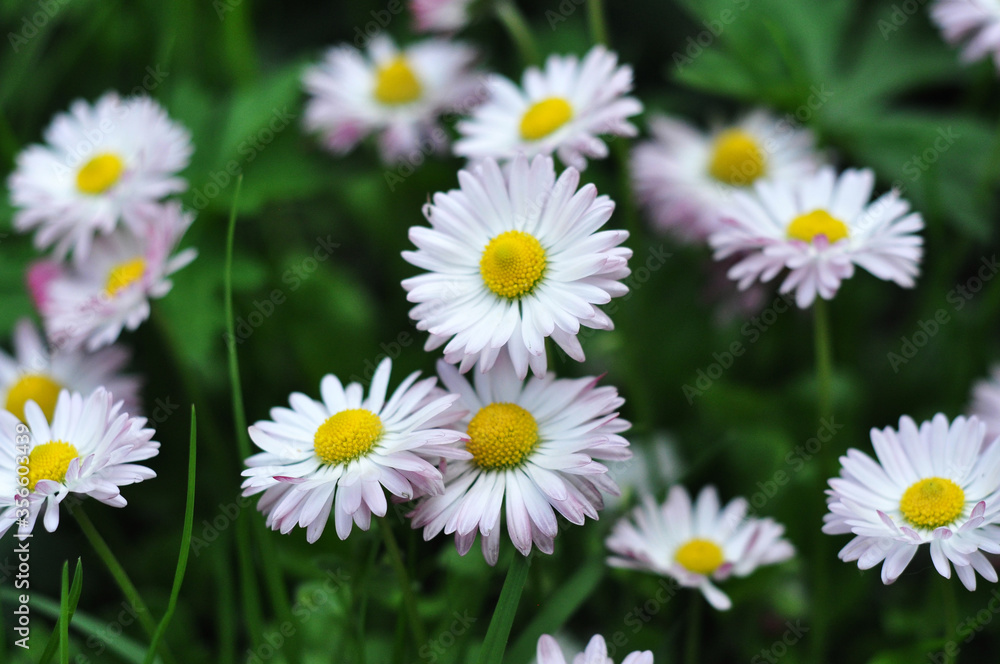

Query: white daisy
[0,318,140,422]
[411,0,474,32]
[454,45,642,170]
[241,358,468,543]
[970,366,1000,443]
[39,200,197,352]
[709,166,924,309]
[823,413,1000,590]
[537,634,653,664]
[401,154,631,379]
[0,387,159,539]
[8,92,192,260]
[409,355,632,566]
[631,110,822,242]
[606,486,795,611]
[931,0,1000,71]
[303,34,479,164]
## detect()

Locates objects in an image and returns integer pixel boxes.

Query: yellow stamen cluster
[374,57,423,105]
[76,153,125,194]
[519,97,573,141]
[27,441,79,491]
[899,477,965,530]
[466,403,539,470]
[105,258,146,298]
[786,209,850,244]
[707,130,766,186]
[6,374,62,422]
[674,538,725,575]
[313,409,384,465]
[479,231,547,299]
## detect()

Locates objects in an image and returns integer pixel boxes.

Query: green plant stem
[379,519,427,650]
[810,297,834,664]
[813,298,833,422]
[495,0,540,66]
[586,0,609,45]
[684,594,701,664]
[476,553,531,664]
[71,506,177,664]
[941,576,959,664]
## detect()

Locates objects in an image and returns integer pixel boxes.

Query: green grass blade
[475,553,531,664]
[143,406,198,664]
[38,558,84,664]
[59,561,69,664]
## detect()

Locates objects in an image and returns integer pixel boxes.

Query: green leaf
[37,558,83,664]
[474,553,531,664]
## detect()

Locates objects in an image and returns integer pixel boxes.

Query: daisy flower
[39,200,197,352]
[931,0,1000,71]
[409,355,632,566]
[303,35,479,164]
[0,318,140,422]
[454,45,642,170]
[537,634,653,664]
[401,154,631,379]
[606,486,795,610]
[709,166,924,308]
[0,387,159,539]
[8,92,192,260]
[970,366,1000,443]
[241,358,468,543]
[411,0,474,32]
[631,110,822,242]
[823,413,1000,590]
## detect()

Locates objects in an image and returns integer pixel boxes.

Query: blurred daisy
[402,154,631,379]
[537,634,653,664]
[709,167,924,309]
[303,35,479,163]
[970,366,1000,443]
[242,359,468,542]
[606,486,794,610]
[0,318,140,422]
[454,45,642,170]
[411,0,473,32]
[931,0,1000,71]
[8,93,192,260]
[39,201,197,352]
[410,355,631,565]
[824,413,1000,590]
[0,387,159,539]
[631,110,821,242]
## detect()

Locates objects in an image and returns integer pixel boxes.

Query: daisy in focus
[0,318,140,422]
[410,0,474,32]
[606,485,794,610]
[409,355,631,565]
[303,35,479,163]
[631,110,822,243]
[970,366,1000,443]
[709,166,924,308]
[8,92,192,260]
[401,154,631,379]
[824,414,1000,590]
[454,45,642,170]
[37,201,197,352]
[931,0,1000,71]
[242,359,468,543]
[0,387,159,539]
[537,634,653,664]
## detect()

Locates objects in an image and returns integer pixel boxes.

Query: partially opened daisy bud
[402,154,631,379]
[303,35,479,164]
[824,414,1000,590]
[0,318,140,422]
[0,387,159,539]
[409,354,631,565]
[969,366,1000,444]
[39,200,197,352]
[454,45,642,170]
[8,93,192,261]
[631,110,822,243]
[410,0,474,33]
[241,359,469,543]
[537,634,653,664]
[709,167,924,308]
[606,486,794,611]
[931,0,1000,71]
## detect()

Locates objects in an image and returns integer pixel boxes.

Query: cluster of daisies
[0,93,197,538]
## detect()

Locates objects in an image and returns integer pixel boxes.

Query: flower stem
[813,297,833,422]
[586,0,609,45]
[684,593,702,664]
[940,575,959,664]
[494,0,540,67]
[810,297,834,664]
[378,519,428,651]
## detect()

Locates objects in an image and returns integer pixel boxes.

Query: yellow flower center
[519,97,573,141]
[104,258,146,298]
[674,538,725,575]
[76,153,125,194]
[479,230,547,299]
[786,209,850,244]
[313,409,383,465]
[27,441,79,491]
[466,403,539,470]
[707,129,766,186]
[373,56,423,105]
[899,477,965,530]
[5,374,62,422]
